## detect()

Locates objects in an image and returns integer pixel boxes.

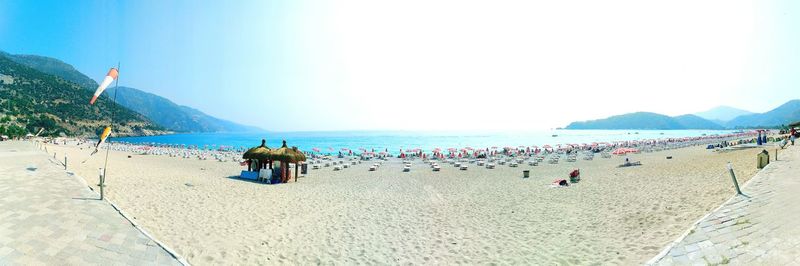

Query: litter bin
[757,149,770,169]
[301,163,308,175]
[523,170,530,178]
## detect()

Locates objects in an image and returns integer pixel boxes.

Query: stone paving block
[0,142,181,266]
[652,146,800,265]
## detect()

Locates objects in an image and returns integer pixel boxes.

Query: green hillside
[1,51,260,133]
[0,54,163,137]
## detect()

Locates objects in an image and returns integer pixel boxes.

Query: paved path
[652,145,800,265]
[0,141,181,265]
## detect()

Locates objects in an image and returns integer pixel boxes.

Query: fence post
[64,155,67,170]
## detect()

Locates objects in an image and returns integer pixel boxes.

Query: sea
[114,130,737,153]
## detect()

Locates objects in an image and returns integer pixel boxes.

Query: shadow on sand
[225,175,276,185]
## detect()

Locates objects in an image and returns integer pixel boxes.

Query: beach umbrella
[271,140,306,182]
[312,147,320,152]
[243,139,272,170]
[90,68,119,105]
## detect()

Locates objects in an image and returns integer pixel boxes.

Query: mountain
[0,54,163,137]
[105,86,261,132]
[673,114,726,129]
[565,112,724,130]
[726,100,800,128]
[1,51,260,133]
[694,106,754,123]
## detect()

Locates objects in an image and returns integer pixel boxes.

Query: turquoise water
[114,130,737,152]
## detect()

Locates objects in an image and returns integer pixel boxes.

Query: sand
[46,142,761,265]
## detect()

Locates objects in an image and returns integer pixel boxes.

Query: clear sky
[1,0,798,131]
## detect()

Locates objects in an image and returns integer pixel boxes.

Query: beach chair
[459,164,468,170]
[333,165,343,171]
[432,164,441,171]
[509,162,518,167]
[528,161,538,166]
[403,165,411,172]
[569,169,580,183]
[486,163,495,169]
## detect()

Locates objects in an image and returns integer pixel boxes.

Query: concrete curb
[645,159,778,265]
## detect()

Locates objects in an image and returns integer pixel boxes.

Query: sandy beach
[46,141,761,265]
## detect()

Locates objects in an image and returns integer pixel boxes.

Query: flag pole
[100,62,120,200]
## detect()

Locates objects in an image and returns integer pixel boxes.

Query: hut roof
[790,121,800,128]
[243,139,272,161]
[271,140,306,163]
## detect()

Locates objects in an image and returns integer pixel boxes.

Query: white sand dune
[48,143,760,265]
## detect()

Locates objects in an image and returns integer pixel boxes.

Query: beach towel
[552,179,569,187]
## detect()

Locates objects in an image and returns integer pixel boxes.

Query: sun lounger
[333,165,343,171]
[432,165,441,171]
[369,165,377,171]
[403,166,411,172]
[460,165,468,170]
[509,162,518,167]
[486,163,495,169]
[528,161,538,166]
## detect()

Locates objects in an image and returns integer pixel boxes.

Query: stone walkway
[0,141,181,265]
[651,145,800,265]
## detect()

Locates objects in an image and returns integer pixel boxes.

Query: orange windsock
[90,68,119,105]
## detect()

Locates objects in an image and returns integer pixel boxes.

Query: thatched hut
[242,139,272,171]
[271,140,306,182]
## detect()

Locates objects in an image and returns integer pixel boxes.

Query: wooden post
[776,149,778,161]
[99,168,105,200]
[727,162,742,195]
[64,155,67,170]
